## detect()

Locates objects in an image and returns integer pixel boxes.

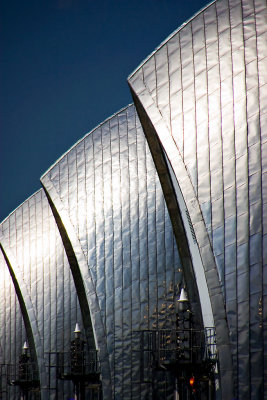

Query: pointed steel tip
[178,288,188,302]
[74,323,81,333]
[23,341,29,350]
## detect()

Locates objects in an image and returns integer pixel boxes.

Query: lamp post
[18,342,30,400]
[54,323,100,399]
[8,341,39,399]
[70,323,85,400]
[138,287,216,399]
[176,288,192,355]
[175,288,194,399]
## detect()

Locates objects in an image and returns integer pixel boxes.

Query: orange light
[189,376,195,386]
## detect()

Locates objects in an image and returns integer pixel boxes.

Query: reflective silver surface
[128,0,267,398]
[41,104,182,399]
[1,0,266,398]
[0,104,183,398]
[0,250,26,399]
[0,190,83,399]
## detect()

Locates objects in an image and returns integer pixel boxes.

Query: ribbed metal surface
[1,0,265,398]
[128,0,267,398]
[41,104,182,399]
[0,251,25,399]
[0,189,83,399]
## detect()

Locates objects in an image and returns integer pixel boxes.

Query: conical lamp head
[74,323,81,333]
[178,288,188,302]
[23,341,29,350]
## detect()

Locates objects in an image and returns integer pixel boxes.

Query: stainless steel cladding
[1,0,266,398]
[0,189,83,399]
[128,0,267,398]
[41,105,183,399]
[0,106,183,399]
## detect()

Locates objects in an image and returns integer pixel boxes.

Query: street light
[23,342,29,353]
[176,288,189,312]
[9,341,31,400]
[55,323,100,399]
[74,323,81,337]
[70,323,86,400]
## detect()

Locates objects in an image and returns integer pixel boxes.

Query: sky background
[1,0,208,222]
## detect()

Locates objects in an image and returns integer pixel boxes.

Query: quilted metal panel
[128,0,267,398]
[41,104,182,399]
[0,190,83,399]
[0,251,26,399]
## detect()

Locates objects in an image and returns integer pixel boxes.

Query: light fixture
[74,323,81,333]
[176,288,189,313]
[178,288,188,302]
[23,341,29,354]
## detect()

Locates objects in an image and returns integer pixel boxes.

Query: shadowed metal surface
[41,104,183,399]
[0,249,27,399]
[0,189,83,399]
[128,0,267,397]
[0,229,47,397]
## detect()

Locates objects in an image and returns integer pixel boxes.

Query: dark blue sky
[0,0,208,222]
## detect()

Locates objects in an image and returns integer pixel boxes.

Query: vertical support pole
[174,377,179,400]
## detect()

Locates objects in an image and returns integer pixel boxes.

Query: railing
[45,349,101,399]
[139,327,217,378]
[56,349,100,380]
[204,327,217,361]
[5,362,39,388]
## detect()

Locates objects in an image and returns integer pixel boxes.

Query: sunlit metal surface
[0,0,266,398]
[41,104,183,398]
[128,0,267,398]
